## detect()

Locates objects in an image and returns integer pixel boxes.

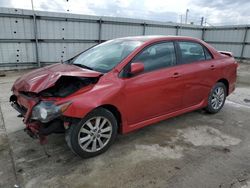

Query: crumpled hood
[12,63,102,93]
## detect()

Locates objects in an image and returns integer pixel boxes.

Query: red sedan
[10,36,237,158]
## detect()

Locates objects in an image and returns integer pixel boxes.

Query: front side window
[130,42,176,73]
[71,39,143,73]
[178,42,206,64]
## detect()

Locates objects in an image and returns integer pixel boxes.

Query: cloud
[0,0,249,25]
[39,1,65,12]
[0,0,12,7]
[193,0,250,9]
[190,0,250,25]
[85,0,179,22]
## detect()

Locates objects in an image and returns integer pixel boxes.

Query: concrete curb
[0,71,6,77]
[237,62,250,85]
[237,72,250,85]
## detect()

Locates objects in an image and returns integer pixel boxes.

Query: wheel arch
[96,104,122,134]
[217,78,229,96]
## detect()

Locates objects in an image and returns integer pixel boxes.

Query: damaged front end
[10,74,100,144]
[39,76,99,98]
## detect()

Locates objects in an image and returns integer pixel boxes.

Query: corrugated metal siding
[244,45,250,58]
[37,20,99,40]
[210,43,242,57]
[204,29,245,42]
[0,7,250,70]
[0,17,34,39]
[179,29,202,39]
[39,42,96,62]
[0,43,36,63]
[102,24,143,40]
[246,31,250,42]
[145,26,176,35]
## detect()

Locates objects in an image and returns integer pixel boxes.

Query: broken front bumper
[10,93,37,123]
[10,94,65,144]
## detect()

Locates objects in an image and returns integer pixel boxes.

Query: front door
[121,42,184,125]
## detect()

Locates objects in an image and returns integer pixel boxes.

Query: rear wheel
[205,82,226,114]
[65,108,118,158]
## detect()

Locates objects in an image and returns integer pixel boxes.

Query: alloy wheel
[211,86,225,110]
[78,116,113,152]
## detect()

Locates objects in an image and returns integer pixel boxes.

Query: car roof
[112,35,223,72]
[116,35,202,43]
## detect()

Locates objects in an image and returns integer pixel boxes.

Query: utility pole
[185,9,189,24]
[200,17,204,26]
[31,0,40,67]
[179,14,183,35]
[31,0,34,10]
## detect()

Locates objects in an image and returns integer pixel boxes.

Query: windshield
[71,39,143,73]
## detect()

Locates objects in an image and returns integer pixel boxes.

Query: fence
[0,7,249,70]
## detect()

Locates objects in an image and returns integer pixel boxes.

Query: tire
[205,82,227,114]
[65,108,118,158]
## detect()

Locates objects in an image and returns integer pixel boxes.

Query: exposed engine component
[39,76,99,97]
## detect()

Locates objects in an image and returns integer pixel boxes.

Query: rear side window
[131,42,176,73]
[178,42,206,64]
[204,47,212,60]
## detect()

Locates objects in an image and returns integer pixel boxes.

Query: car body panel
[121,65,184,125]
[12,63,102,93]
[10,35,237,139]
[178,59,220,108]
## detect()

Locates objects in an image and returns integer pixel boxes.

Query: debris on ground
[174,166,181,170]
[0,71,6,77]
[223,148,231,153]
[244,99,250,103]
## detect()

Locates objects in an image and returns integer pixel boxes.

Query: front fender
[62,74,125,119]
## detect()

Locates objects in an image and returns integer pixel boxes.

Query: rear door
[176,41,219,108]
[121,42,184,125]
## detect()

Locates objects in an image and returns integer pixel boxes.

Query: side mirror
[130,62,144,75]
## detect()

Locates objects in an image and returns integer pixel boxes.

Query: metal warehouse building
[0,7,249,70]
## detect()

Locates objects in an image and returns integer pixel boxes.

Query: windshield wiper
[73,64,93,70]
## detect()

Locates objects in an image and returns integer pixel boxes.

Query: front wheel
[205,82,227,114]
[65,108,118,158]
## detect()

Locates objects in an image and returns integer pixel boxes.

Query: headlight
[31,101,71,123]
[40,108,48,119]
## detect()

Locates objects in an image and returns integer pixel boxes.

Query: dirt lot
[1,66,250,188]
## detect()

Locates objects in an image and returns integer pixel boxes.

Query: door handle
[172,72,181,78]
[210,65,216,70]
